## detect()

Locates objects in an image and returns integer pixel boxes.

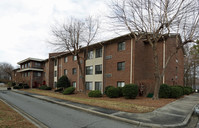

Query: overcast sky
[0,0,109,68]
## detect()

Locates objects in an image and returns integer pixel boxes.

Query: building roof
[17,57,45,64]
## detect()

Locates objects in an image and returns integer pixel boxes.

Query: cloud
[0,0,109,68]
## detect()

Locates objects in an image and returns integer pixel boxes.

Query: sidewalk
[12,89,199,128]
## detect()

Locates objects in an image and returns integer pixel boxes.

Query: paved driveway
[0,91,140,128]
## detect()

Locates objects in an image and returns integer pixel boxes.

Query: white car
[195,104,199,115]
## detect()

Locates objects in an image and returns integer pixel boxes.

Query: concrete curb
[0,98,48,128]
[12,90,196,128]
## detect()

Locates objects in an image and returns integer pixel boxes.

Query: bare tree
[0,62,14,80]
[109,0,199,99]
[49,16,99,93]
[184,44,199,89]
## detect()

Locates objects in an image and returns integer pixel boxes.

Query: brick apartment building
[12,34,184,93]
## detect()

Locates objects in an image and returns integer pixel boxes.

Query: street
[0,90,139,128]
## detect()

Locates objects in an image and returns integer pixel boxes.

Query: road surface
[0,90,140,128]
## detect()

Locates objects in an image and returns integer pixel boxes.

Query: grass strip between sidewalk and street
[0,100,37,128]
[22,89,176,113]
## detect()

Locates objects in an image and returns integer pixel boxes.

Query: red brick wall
[104,38,131,88]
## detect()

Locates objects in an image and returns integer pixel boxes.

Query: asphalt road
[0,90,140,128]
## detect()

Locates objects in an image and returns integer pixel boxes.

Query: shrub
[106,87,119,98]
[13,86,23,89]
[45,86,52,90]
[105,86,114,95]
[88,90,102,97]
[39,85,48,90]
[117,87,123,97]
[147,93,154,98]
[63,87,75,95]
[54,88,63,92]
[12,82,16,86]
[18,83,23,87]
[170,86,183,98]
[184,87,192,95]
[57,75,70,89]
[175,85,184,94]
[122,84,138,99]
[7,82,12,87]
[23,84,30,89]
[159,84,171,98]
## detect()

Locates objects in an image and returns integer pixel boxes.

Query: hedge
[170,86,183,98]
[88,90,102,97]
[57,75,70,89]
[122,84,138,99]
[106,87,120,98]
[63,87,75,95]
[39,85,52,90]
[159,84,171,98]
[105,86,114,95]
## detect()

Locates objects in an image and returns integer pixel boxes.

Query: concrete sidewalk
[11,89,199,128]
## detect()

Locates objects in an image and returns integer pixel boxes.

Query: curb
[12,90,196,128]
[0,98,48,128]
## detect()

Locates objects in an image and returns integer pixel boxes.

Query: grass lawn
[22,89,176,113]
[0,100,37,128]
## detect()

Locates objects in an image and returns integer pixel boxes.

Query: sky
[0,0,109,68]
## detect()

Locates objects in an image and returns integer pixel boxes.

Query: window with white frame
[87,51,94,59]
[95,82,102,91]
[86,66,93,75]
[64,69,67,75]
[86,82,93,90]
[117,81,125,87]
[64,57,68,63]
[96,48,102,58]
[72,68,77,74]
[54,59,57,66]
[73,56,77,61]
[95,65,102,74]
[54,71,57,77]
[118,42,125,51]
[117,62,125,71]
[72,82,76,88]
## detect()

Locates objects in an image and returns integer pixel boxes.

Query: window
[117,81,125,87]
[34,72,41,77]
[28,63,30,68]
[117,62,125,71]
[87,51,94,59]
[95,82,102,91]
[28,72,30,77]
[64,57,68,63]
[95,65,102,74]
[24,72,27,77]
[72,68,77,74]
[73,56,77,61]
[86,82,93,90]
[54,71,57,77]
[64,69,67,75]
[35,62,41,67]
[54,59,57,66]
[25,63,27,68]
[22,65,24,69]
[86,66,93,75]
[118,42,125,51]
[72,82,76,88]
[96,48,102,58]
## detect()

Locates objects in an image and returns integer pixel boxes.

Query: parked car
[194,104,199,115]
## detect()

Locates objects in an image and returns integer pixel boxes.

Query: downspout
[130,39,133,83]
[163,39,166,84]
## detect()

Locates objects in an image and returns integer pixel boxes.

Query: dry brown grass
[22,89,176,113]
[0,100,37,128]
